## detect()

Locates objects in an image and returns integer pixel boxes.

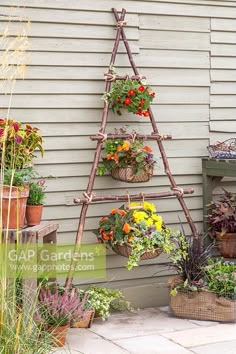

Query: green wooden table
[202,158,236,233]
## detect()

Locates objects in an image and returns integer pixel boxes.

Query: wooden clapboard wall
[0,0,235,306]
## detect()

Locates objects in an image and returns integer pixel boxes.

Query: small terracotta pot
[26,204,43,226]
[1,185,29,229]
[215,232,236,258]
[48,324,68,347]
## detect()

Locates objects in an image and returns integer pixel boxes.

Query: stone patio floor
[53,306,236,354]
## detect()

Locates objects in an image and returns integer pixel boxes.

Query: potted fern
[26,180,46,226]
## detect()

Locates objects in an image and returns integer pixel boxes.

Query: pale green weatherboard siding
[0,0,235,307]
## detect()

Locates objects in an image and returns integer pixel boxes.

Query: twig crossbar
[64,8,198,289]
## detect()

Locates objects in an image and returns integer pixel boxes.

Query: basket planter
[71,310,95,328]
[48,324,69,347]
[215,232,236,258]
[111,167,150,183]
[170,289,236,322]
[1,185,29,229]
[112,243,162,260]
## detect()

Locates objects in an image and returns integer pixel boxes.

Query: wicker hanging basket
[112,243,162,260]
[111,166,150,183]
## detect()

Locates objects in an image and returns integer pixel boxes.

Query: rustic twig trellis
[65,8,197,289]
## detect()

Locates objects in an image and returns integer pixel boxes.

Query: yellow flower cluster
[129,202,163,231]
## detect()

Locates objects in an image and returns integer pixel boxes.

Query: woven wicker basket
[112,243,162,260]
[111,167,150,183]
[170,289,236,322]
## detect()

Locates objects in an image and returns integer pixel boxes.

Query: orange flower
[123,222,131,234]
[128,236,134,243]
[143,145,152,153]
[102,233,110,240]
[122,141,130,151]
[117,145,123,152]
[113,152,119,163]
[110,208,118,214]
[100,216,108,222]
[106,153,113,160]
[118,210,127,216]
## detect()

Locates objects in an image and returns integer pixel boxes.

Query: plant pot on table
[26,204,43,226]
[1,184,29,229]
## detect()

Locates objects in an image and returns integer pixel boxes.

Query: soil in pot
[215,232,236,258]
[1,185,29,229]
[26,204,43,226]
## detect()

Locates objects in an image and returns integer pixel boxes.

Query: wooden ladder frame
[65,8,197,289]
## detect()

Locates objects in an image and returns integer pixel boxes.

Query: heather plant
[27,180,46,205]
[39,287,89,327]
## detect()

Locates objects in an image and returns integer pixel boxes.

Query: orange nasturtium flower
[106,153,113,160]
[128,236,134,242]
[116,145,123,152]
[118,210,127,216]
[110,208,118,214]
[122,140,130,151]
[143,145,152,153]
[123,222,131,234]
[102,233,110,241]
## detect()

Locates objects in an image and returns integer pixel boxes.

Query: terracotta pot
[26,204,43,226]
[1,185,29,229]
[215,232,236,258]
[48,324,68,347]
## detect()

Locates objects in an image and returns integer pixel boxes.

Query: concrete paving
[52,306,236,354]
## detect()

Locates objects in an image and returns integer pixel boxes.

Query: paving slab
[191,340,236,354]
[90,307,199,340]
[114,334,194,354]
[162,323,236,347]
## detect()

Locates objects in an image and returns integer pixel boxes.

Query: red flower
[143,146,152,153]
[138,85,145,92]
[0,119,5,125]
[0,128,4,136]
[143,111,149,117]
[13,122,19,132]
[124,97,132,105]
[128,89,135,96]
[110,208,118,214]
[102,233,110,241]
[150,92,155,97]
[139,99,145,106]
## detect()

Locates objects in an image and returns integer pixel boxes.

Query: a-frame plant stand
[65,8,197,289]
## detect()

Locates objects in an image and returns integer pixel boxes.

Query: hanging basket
[112,243,162,260]
[111,166,150,183]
